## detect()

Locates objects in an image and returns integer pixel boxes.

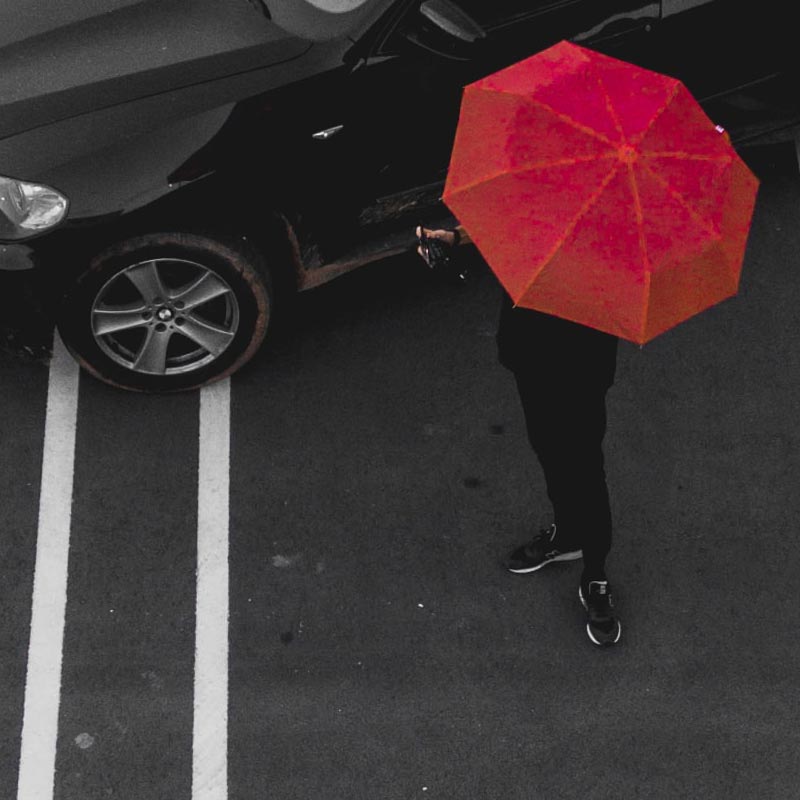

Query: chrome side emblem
[312,125,344,141]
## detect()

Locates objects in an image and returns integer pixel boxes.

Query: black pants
[497,295,618,578]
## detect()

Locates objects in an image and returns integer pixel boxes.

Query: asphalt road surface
[1,144,800,800]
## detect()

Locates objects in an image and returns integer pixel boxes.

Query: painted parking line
[16,332,79,800]
[193,378,231,800]
[16,348,232,798]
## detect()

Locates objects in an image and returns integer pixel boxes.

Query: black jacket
[496,292,618,390]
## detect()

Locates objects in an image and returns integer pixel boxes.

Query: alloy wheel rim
[90,257,240,376]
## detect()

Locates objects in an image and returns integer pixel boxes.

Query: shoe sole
[578,586,622,647]
[506,550,582,574]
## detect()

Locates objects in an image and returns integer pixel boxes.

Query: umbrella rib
[624,160,653,339]
[515,160,622,303]
[638,159,722,239]
[577,69,681,149]
[630,81,682,146]
[625,162,649,273]
[641,151,731,162]
[594,74,626,143]
[449,152,617,196]
[478,86,618,147]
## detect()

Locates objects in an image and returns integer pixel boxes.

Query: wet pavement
[1,143,799,799]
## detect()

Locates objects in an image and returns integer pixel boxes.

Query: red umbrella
[442,41,759,344]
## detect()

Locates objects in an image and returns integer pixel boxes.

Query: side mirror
[268,0,386,41]
[406,0,486,60]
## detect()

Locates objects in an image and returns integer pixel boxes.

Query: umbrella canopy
[442,40,760,344]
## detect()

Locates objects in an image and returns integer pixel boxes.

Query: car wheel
[57,232,272,392]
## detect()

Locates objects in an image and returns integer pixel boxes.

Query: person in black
[417,225,621,647]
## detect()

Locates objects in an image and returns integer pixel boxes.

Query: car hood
[0,0,312,140]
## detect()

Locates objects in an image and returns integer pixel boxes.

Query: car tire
[57,232,272,392]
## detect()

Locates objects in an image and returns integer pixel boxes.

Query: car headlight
[0,174,69,240]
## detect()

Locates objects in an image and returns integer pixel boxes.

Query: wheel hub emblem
[156,307,174,322]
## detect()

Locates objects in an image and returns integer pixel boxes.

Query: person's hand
[415,226,457,269]
[416,227,458,248]
[415,226,468,281]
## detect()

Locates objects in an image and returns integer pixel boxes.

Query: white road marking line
[193,378,231,800]
[17,332,79,800]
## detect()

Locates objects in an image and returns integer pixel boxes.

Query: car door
[345,0,662,233]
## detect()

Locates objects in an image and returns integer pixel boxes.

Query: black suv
[1,0,797,391]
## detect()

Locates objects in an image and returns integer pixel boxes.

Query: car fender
[0,26,363,225]
[1,106,241,222]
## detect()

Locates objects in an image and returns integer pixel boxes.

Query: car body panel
[0,0,312,139]
[1,0,798,290]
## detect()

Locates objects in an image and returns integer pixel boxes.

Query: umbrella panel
[472,40,680,146]
[446,156,621,301]
[515,164,650,341]
[447,86,616,189]
[644,237,740,342]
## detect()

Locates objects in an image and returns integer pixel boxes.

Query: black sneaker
[505,524,582,574]
[579,580,622,647]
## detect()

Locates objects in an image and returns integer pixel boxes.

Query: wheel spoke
[93,302,149,335]
[172,271,232,310]
[178,313,235,356]
[132,327,172,374]
[125,261,168,303]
